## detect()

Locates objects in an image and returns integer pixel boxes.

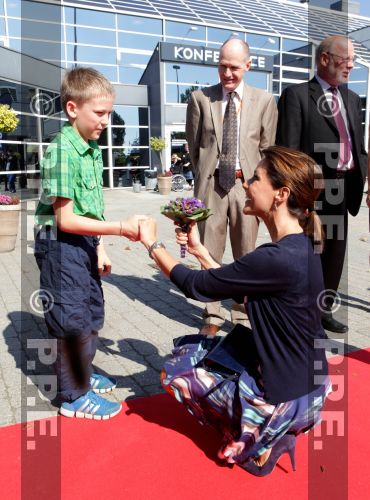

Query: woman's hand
[175,222,202,255]
[97,243,112,276]
[139,218,158,248]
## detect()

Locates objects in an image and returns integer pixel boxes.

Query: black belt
[214,170,244,180]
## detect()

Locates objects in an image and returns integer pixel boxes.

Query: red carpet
[1,349,369,500]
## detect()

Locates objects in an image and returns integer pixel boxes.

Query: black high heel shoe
[241,434,296,477]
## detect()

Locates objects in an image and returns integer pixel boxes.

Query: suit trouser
[198,175,259,327]
[318,173,349,312]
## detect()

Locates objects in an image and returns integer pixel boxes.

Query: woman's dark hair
[261,145,324,253]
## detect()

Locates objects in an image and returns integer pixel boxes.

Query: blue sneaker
[60,391,121,420]
[90,373,117,393]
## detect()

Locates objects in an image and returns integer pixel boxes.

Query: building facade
[0,0,369,190]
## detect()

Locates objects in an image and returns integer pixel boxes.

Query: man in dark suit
[186,38,277,335]
[277,35,367,333]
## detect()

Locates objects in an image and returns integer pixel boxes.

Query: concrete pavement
[0,186,369,426]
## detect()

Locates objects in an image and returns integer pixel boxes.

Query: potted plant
[149,136,166,171]
[157,170,173,196]
[0,194,21,252]
[0,104,19,133]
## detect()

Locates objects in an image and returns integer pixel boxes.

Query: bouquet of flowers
[161,197,212,257]
[0,105,19,133]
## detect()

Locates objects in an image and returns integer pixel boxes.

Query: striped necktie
[219,91,237,192]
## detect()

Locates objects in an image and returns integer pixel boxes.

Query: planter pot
[0,204,21,252]
[157,176,172,195]
[132,181,141,193]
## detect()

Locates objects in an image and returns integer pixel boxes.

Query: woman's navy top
[170,233,328,404]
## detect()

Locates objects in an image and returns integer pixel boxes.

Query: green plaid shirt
[35,123,105,226]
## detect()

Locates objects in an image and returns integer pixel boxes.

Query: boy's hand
[121,215,148,241]
[138,218,158,248]
[97,243,112,276]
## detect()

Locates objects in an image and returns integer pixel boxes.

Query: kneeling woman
[139,146,331,476]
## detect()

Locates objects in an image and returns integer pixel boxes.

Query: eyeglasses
[326,52,356,64]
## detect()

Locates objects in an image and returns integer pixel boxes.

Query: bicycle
[171,174,187,192]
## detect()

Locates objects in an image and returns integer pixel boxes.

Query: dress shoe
[240,434,296,477]
[322,315,348,334]
[199,324,220,336]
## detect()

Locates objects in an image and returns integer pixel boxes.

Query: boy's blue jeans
[34,227,104,402]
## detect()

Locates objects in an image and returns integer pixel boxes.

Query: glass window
[117,14,162,35]
[282,71,310,81]
[20,20,62,42]
[7,18,21,37]
[21,40,64,63]
[272,80,280,94]
[165,21,206,41]
[247,34,280,52]
[112,147,150,167]
[165,37,205,47]
[112,127,148,147]
[119,66,145,85]
[118,32,159,52]
[208,27,244,44]
[119,52,150,67]
[42,117,63,142]
[349,81,368,95]
[282,39,311,54]
[351,64,369,81]
[64,7,115,29]
[17,0,61,22]
[166,84,203,104]
[244,71,268,90]
[0,1,4,15]
[66,45,117,65]
[112,106,148,127]
[165,63,216,86]
[9,38,21,51]
[282,54,311,69]
[0,17,5,36]
[66,26,116,47]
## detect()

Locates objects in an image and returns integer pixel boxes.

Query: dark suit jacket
[276,77,367,216]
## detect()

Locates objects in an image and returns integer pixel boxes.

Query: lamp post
[182,26,198,40]
[258,37,276,51]
[173,65,180,103]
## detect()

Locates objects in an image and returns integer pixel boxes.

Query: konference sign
[160,42,274,72]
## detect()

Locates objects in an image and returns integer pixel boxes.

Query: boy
[34,67,144,419]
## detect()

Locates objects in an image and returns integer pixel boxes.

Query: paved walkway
[0,187,369,426]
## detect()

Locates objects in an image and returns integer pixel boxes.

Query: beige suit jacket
[186,82,278,201]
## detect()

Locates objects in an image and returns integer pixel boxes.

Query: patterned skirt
[162,337,331,465]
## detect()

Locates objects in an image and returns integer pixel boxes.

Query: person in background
[276,35,367,334]
[186,37,277,335]
[181,143,194,189]
[138,146,330,476]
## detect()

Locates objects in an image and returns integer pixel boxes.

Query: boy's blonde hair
[61,67,115,115]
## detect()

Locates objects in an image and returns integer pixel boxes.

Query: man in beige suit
[186,37,277,335]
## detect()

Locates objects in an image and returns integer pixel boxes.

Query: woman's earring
[273,202,278,211]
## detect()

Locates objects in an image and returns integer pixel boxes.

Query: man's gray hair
[315,35,350,65]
